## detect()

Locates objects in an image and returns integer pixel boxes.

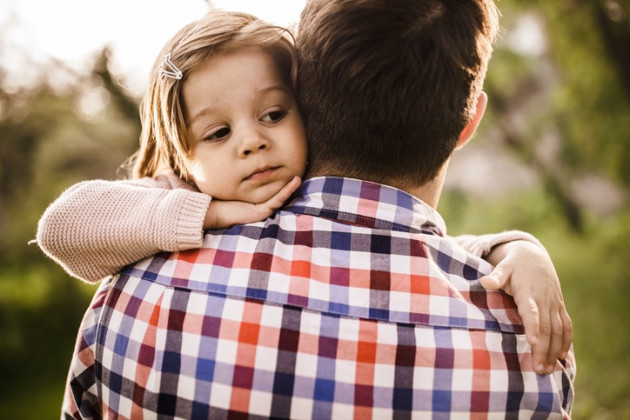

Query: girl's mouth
[245,166,279,181]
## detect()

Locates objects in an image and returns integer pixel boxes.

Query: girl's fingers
[559,310,573,360]
[479,253,571,375]
[480,262,509,291]
[262,176,301,210]
[533,308,551,374]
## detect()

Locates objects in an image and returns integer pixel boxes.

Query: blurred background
[1,0,628,418]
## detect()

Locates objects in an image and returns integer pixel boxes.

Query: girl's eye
[204,127,231,141]
[261,110,287,123]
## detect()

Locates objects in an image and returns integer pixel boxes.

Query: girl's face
[182,47,307,204]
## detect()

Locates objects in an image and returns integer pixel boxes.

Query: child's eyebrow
[256,85,293,97]
[187,105,219,129]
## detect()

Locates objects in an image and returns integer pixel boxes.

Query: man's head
[297,0,499,189]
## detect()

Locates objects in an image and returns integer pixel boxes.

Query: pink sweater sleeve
[454,230,545,258]
[36,174,212,283]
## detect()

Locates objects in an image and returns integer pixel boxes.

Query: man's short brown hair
[297,0,499,188]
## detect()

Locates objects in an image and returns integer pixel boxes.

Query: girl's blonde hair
[130,10,297,180]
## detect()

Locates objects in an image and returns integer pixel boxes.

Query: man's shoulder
[120,213,522,335]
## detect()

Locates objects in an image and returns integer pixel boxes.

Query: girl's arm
[36,174,210,283]
[456,232,572,375]
[36,174,300,283]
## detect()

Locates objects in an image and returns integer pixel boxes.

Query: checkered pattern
[63,177,575,419]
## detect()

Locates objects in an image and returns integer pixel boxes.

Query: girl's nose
[238,133,270,158]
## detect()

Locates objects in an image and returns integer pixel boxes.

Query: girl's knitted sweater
[36,173,211,283]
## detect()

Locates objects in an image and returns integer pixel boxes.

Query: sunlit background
[1,0,306,94]
[1,0,629,418]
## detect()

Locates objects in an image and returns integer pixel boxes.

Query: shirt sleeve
[36,174,211,283]
[454,230,545,258]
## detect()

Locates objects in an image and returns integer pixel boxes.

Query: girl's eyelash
[200,107,288,141]
[263,109,287,122]
[204,127,231,141]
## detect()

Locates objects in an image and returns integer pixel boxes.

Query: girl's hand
[481,240,573,375]
[204,176,301,229]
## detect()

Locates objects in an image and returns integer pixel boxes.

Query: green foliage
[441,188,630,419]
[0,49,140,418]
[479,8,630,416]
[0,78,139,261]
[497,0,630,186]
[0,264,93,418]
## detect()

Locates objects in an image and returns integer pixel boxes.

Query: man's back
[64,177,575,418]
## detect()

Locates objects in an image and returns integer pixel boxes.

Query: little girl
[36,10,569,374]
[38,10,306,281]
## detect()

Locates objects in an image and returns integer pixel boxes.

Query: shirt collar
[285,176,446,236]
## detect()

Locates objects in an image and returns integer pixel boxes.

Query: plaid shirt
[63,177,575,419]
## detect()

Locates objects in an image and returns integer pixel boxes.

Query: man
[63,0,575,418]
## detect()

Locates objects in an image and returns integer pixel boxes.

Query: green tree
[0,48,141,417]
[442,1,630,417]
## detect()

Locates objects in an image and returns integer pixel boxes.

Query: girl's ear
[455,91,488,150]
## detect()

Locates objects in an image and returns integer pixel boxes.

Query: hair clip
[159,53,183,80]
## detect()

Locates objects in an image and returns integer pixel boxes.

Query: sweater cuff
[175,192,212,250]
[455,230,545,258]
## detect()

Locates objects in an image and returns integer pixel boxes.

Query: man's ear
[455,92,488,150]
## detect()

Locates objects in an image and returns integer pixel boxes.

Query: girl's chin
[203,178,289,203]
[244,181,286,204]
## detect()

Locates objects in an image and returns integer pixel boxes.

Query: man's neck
[305,164,448,210]
[402,177,443,209]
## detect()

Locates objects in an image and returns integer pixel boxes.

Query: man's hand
[481,240,572,375]
[204,176,301,229]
